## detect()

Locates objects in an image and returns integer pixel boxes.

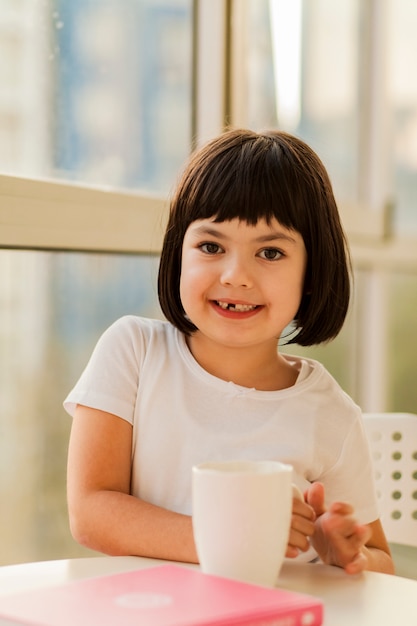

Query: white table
[0,556,416,625]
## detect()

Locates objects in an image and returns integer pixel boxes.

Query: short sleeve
[63,316,145,424]
[322,414,380,524]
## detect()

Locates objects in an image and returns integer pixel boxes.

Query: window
[229,0,417,411]
[0,0,192,565]
[1,0,416,565]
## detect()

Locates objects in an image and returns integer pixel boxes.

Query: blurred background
[0,0,416,566]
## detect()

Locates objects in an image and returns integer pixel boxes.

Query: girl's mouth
[214,300,259,312]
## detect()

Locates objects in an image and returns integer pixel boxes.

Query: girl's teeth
[217,301,257,312]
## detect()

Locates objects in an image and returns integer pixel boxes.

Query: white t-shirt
[64,315,379,525]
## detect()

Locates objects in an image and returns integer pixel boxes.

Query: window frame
[0,173,167,254]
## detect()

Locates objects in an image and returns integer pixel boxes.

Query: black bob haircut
[158,128,351,346]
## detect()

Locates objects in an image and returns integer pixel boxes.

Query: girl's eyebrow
[189,225,297,244]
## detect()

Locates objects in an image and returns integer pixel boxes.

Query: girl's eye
[199,242,222,255]
[259,248,283,261]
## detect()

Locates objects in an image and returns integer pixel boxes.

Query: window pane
[388,0,417,235]
[235,0,417,414]
[236,0,360,399]
[296,0,359,201]
[280,307,356,401]
[387,272,417,411]
[238,0,417,233]
[236,0,360,202]
[0,0,192,192]
[0,0,193,566]
[0,249,161,565]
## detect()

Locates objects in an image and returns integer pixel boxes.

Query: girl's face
[180,217,307,354]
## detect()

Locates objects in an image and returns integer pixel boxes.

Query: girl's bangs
[190,157,301,232]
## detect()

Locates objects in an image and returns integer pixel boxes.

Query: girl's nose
[219,256,253,288]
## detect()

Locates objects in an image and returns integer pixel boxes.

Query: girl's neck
[186,333,300,391]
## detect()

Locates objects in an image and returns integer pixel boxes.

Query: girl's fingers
[312,507,372,570]
[288,528,312,553]
[285,545,300,558]
[344,550,368,575]
[305,482,327,517]
[288,507,316,552]
[328,501,355,516]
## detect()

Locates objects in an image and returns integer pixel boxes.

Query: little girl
[65,128,394,575]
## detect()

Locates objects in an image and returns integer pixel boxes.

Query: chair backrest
[362,412,417,547]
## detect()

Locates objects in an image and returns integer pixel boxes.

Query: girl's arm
[67,405,198,562]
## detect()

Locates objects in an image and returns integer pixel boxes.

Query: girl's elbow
[68,505,129,557]
[68,509,95,550]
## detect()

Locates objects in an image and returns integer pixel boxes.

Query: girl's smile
[179,217,307,386]
[211,299,262,317]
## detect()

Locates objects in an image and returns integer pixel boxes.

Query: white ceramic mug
[192,460,294,587]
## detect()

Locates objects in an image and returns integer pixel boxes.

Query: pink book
[0,564,323,626]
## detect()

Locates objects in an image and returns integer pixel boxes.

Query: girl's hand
[285,489,316,558]
[306,482,372,574]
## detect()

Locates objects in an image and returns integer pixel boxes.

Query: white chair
[363,412,417,578]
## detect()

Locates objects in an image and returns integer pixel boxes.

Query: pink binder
[0,564,323,625]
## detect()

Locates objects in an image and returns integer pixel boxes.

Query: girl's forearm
[68,490,199,563]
